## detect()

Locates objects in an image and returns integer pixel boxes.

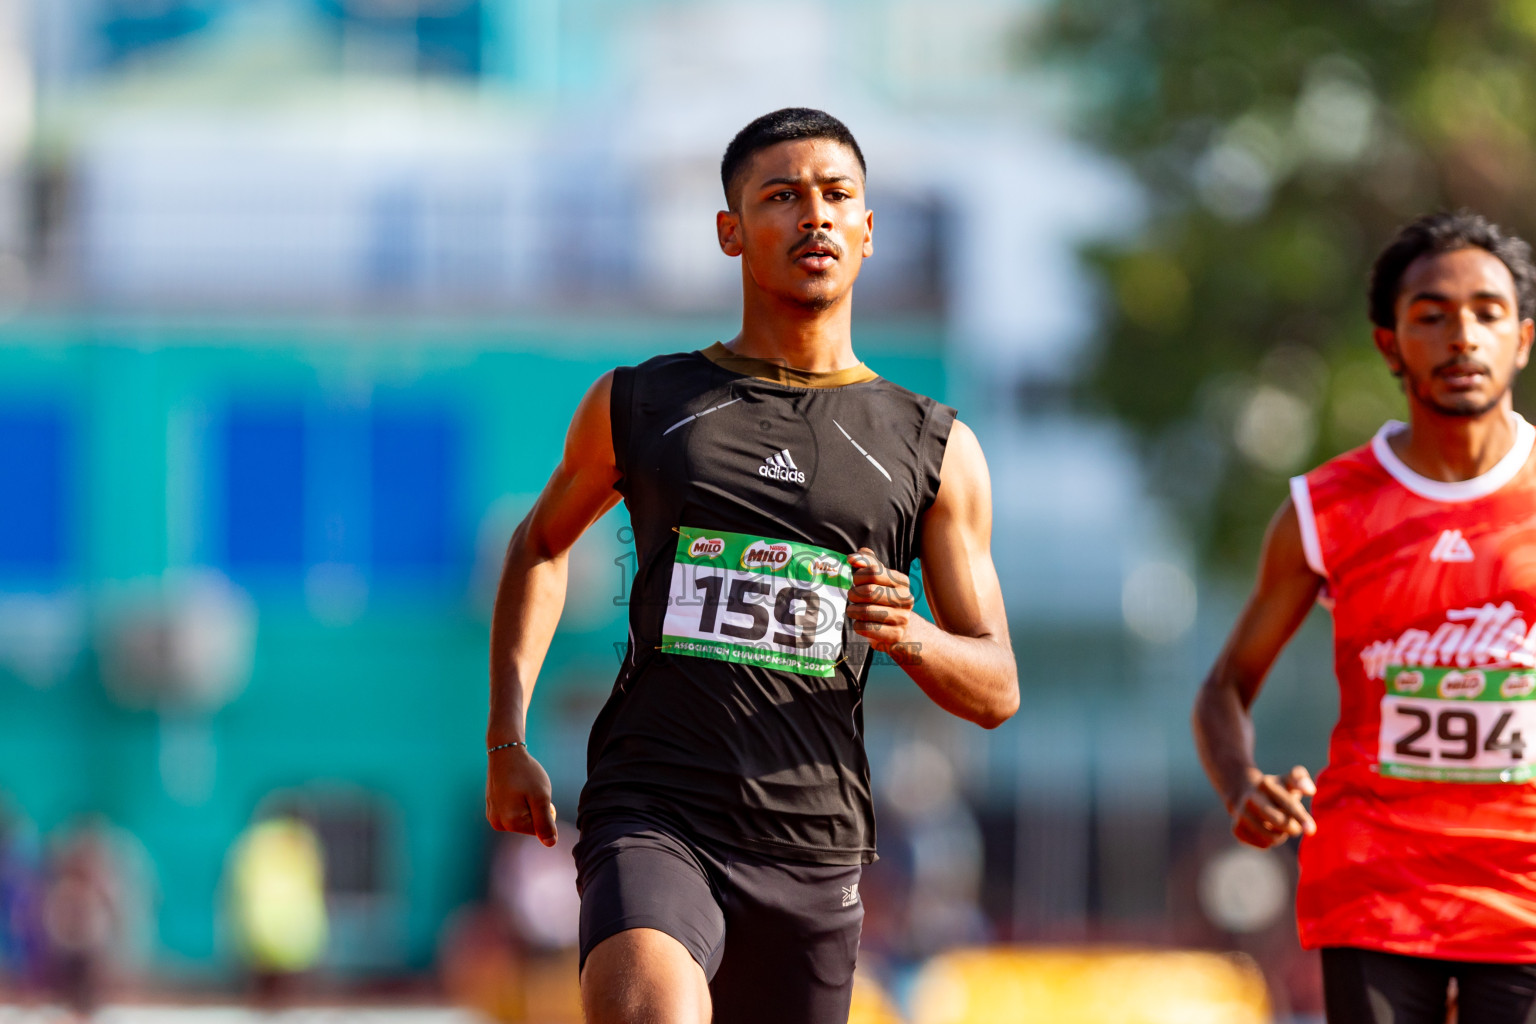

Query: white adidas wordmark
[759,448,806,484]
[1431,529,1475,563]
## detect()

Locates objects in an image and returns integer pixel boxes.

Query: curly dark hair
[720,108,866,211]
[1368,210,1536,328]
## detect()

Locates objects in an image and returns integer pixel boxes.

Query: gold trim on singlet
[700,341,879,388]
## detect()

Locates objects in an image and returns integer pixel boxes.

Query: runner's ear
[1372,326,1403,376]
[717,209,743,257]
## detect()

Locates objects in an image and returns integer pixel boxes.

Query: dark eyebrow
[758,174,859,189]
[1407,290,1513,305]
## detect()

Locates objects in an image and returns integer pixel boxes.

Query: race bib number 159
[660,527,853,677]
[1379,664,1536,782]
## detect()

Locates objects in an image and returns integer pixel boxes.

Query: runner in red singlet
[1194,211,1536,1024]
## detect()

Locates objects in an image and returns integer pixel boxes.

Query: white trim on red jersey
[1289,474,1327,579]
[1371,414,1535,503]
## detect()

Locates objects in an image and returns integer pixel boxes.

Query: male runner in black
[485,108,1018,1024]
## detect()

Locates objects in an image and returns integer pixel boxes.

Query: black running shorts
[573,814,864,1024]
[1322,946,1536,1024]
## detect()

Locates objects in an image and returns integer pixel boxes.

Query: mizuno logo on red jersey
[1430,529,1475,563]
[1359,602,1535,680]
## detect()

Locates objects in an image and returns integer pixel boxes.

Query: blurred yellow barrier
[849,969,905,1024]
[909,947,1271,1024]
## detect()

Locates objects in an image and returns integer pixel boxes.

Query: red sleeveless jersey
[1291,414,1536,961]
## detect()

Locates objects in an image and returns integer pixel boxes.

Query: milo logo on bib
[661,527,855,677]
[741,540,791,570]
[809,555,842,576]
[1504,673,1536,699]
[689,536,725,559]
[1439,670,1486,699]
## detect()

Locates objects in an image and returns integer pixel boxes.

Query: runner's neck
[1388,406,1528,483]
[702,342,878,388]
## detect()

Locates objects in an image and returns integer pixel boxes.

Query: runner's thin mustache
[1435,357,1492,375]
[789,232,843,258]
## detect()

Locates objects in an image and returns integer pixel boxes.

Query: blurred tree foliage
[1034,0,1536,574]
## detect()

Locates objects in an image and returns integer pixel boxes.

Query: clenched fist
[485,746,558,847]
[1231,765,1316,849]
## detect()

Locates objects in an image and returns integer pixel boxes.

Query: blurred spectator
[40,818,131,1015]
[227,815,328,1004]
[491,829,579,953]
[883,740,989,958]
[439,829,582,1023]
[856,809,912,966]
[496,830,581,1022]
[0,799,45,993]
[439,903,526,1022]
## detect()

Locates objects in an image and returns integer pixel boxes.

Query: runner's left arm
[845,419,1019,728]
[1192,497,1323,849]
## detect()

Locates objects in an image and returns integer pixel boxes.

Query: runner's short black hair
[720,108,866,210]
[1369,210,1536,328]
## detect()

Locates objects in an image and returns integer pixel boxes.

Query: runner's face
[718,139,873,311]
[1376,247,1534,418]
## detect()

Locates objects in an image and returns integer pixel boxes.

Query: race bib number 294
[660,527,853,677]
[1379,664,1536,783]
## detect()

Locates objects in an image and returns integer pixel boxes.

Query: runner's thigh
[709,857,863,1024]
[574,817,728,978]
[1455,960,1536,1024]
[1321,947,1453,1024]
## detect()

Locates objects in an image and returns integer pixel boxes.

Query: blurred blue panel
[224,406,305,575]
[0,408,67,579]
[310,0,483,77]
[417,0,484,76]
[308,406,370,568]
[98,1,215,67]
[371,410,455,576]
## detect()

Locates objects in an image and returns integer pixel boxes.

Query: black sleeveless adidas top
[577,347,956,865]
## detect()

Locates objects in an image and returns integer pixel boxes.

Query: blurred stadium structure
[0,1,1342,1020]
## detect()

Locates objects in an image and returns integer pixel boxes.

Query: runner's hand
[1231,765,1316,849]
[486,747,558,846]
[846,547,918,657]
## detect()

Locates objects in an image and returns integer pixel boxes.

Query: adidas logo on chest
[758,448,806,485]
[1430,529,1475,563]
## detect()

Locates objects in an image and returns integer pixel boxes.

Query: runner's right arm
[1192,497,1325,849]
[486,371,622,845]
